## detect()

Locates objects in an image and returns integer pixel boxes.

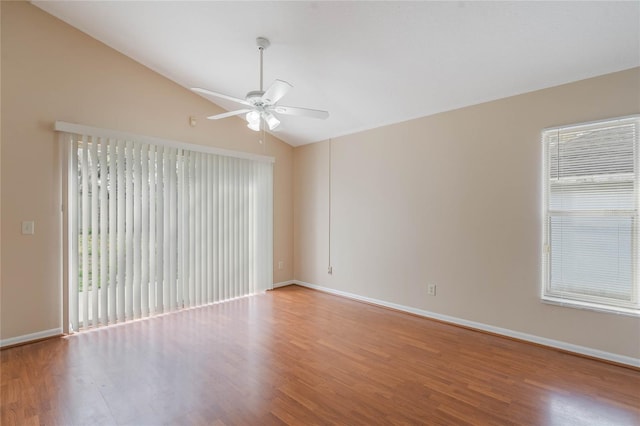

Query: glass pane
[549,215,633,301]
[548,123,635,178]
[549,180,634,211]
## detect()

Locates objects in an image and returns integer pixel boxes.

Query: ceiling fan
[192,37,329,132]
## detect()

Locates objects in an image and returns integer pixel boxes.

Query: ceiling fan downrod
[256,37,270,92]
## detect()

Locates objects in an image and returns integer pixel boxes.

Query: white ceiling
[33,1,640,147]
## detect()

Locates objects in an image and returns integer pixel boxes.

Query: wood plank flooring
[2,285,639,425]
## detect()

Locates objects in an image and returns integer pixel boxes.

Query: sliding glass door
[60,125,273,331]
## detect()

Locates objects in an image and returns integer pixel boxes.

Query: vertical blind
[60,124,273,330]
[542,116,639,315]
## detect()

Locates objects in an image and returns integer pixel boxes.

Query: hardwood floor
[2,285,639,425]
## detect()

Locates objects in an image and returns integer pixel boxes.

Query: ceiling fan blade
[262,80,292,105]
[271,105,329,120]
[207,109,252,120]
[191,87,250,106]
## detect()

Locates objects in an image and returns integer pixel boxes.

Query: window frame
[541,115,640,317]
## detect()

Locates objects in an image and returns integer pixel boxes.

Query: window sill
[541,296,640,317]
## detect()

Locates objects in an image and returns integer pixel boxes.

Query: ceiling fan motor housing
[246,90,267,107]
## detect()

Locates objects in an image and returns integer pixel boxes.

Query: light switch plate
[22,221,35,235]
[427,284,437,296]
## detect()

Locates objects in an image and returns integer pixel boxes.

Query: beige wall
[1,2,293,341]
[294,68,640,359]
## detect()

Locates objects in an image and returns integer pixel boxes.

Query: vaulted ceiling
[33,1,640,146]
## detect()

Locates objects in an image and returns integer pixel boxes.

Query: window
[542,116,639,316]
[58,122,274,331]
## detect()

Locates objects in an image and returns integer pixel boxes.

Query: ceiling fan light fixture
[247,120,261,131]
[264,112,280,130]
[246,110,261,131]
[246,110,260,124]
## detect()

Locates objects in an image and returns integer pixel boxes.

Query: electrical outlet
[278,260,284,270]
[427,284,437,296]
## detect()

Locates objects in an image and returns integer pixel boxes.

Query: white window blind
[542,116,639,316]
[59,123,273,330]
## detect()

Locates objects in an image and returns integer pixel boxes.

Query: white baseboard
[273,280,295,289]
[292,280,640,368]
[0,328,63,348]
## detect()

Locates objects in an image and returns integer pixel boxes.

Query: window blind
[542,116,639,315]
[60,123,273,330]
